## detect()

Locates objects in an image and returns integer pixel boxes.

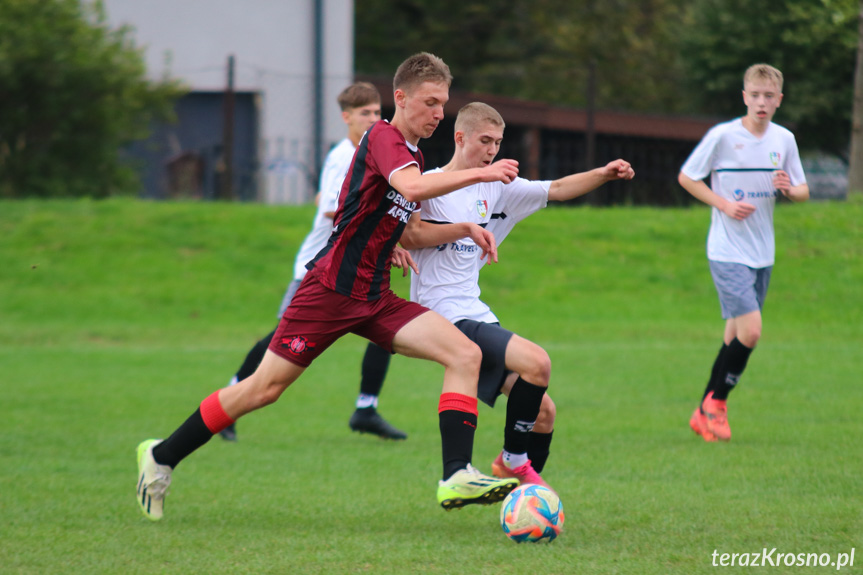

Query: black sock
[503,378,546,456]
[152,409,214,469]
[528,430,553,473]
[235,329,276,382]
[702,342,729,401]
[712,338,753,400]
[359,342,391,397]
[439,410,476,480]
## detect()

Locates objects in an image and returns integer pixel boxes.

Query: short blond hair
[393,52,452,94]
[454,102,505,136]
[743,64,783,92]
[337,82,381,111]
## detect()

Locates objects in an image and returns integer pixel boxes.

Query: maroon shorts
[268,273,429,367]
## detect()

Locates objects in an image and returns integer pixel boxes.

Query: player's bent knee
[540,395,556,422]
[740,328,761,348]
[536,394,556,431]
[524,348,552,387]
[242,373,293,411]
[455,340,482,372]
[255,384,286,408]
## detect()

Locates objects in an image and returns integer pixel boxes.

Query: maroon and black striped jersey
[307,121,423,301]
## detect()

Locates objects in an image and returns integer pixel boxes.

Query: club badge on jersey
[476,200,488,218]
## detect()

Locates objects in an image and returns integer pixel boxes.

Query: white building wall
[102,0,354,203]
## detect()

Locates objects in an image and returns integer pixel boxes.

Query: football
[500,484,564,543]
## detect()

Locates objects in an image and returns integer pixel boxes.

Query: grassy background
[1,198,861,574]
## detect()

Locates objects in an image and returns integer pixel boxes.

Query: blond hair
[337,82,381,111]
[454,102,505,136]
[393,52,452,93]
[743,64,784,92]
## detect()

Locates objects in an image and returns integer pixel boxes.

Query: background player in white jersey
[220,82,407,442]
[400,102,634,487]
[679,64,809,442]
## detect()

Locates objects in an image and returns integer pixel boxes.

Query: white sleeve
[784,135,807,186]
[681,126,721,181]
[486,179,549,245]
[318,144,352,213]
[497,178,550,223]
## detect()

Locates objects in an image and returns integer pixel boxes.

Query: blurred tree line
[0,0,182,198]
[357,0,858,159]
[0,0,856,198]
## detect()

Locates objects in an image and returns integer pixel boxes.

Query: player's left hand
[468,224,498,264]
[391,246,419,276]
[603,159,635,181]
[773,170,791,197]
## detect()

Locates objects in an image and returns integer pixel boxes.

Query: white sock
[356,394,378,409]
[502,450,528,469]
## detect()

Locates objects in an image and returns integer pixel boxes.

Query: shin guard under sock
[152,391,235,468]
[236,329,276,382]
[359,342,392,397]
[712,338,753,400]
[438,393,478,480]
[504,378,546,457]
[528,430,554,474]
[702,342,728,401]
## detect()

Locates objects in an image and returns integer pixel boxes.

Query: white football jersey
[409,169,550,323]
[292,138,356,280]
[681,118,806,268]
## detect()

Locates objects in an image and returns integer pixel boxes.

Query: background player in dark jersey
[136,53,522,521]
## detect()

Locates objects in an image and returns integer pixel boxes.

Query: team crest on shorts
[476,200,488,218]
[769,152,781,166]
[281,335,315,355]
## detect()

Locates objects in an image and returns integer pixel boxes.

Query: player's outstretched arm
[547,159,634,202]
[678,171,756,220]
[773,170,810,202]
[399,213,498,263]
[390,159,518,204]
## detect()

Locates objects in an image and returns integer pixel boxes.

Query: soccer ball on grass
[500,484,564,543]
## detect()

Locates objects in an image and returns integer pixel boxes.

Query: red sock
[438,392,478,479]
[438,392,478,415]
[200,391,235,433]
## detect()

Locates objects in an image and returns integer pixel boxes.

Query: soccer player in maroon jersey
[136,53,521,521]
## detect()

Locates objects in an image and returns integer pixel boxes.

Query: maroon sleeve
[366,124,420,184]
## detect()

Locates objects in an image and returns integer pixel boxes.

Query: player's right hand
[722,199,756,220]
[482,159,519,184]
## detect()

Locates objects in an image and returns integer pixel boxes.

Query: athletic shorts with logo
[269,272,428,367]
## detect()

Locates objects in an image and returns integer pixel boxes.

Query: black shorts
[455,319,514,407]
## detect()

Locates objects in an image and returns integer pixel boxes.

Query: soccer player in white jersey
[679,64,809,442]
[399,102,634,487]
[220,82,408,442]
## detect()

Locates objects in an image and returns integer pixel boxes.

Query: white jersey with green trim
[681,118,806,268]
[292,138,356,280]
[409,169,550,324]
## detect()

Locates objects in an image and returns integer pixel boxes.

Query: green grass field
[1,198,861,574]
